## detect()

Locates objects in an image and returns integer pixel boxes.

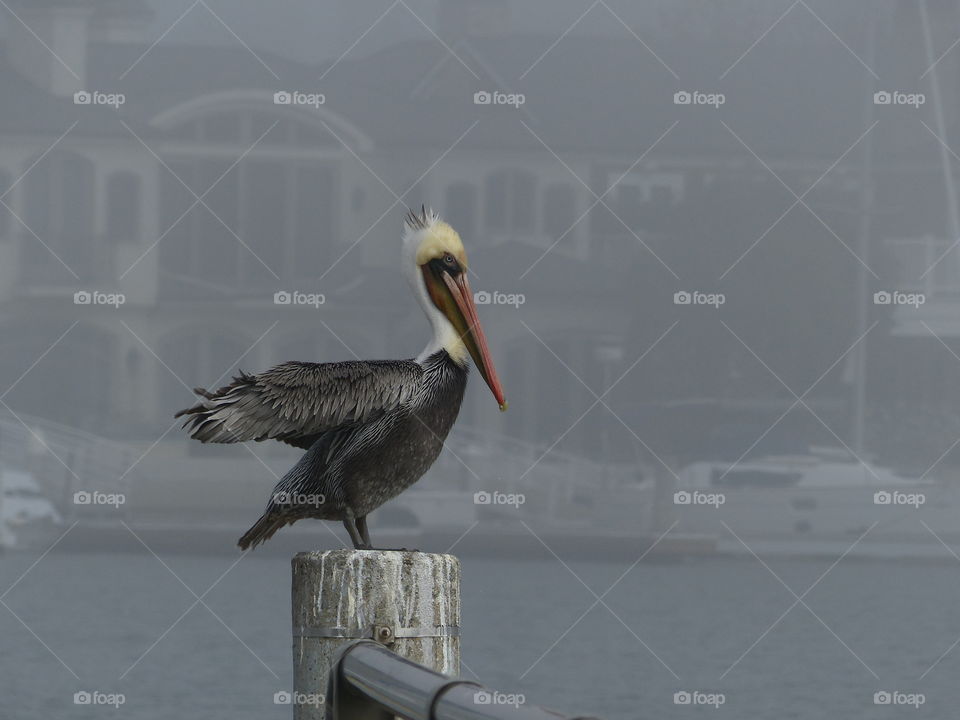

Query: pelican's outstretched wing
[175,360,423,448]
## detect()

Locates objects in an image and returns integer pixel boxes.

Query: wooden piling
[291,550,461,719]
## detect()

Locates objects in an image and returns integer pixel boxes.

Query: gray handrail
[325,640,603,720]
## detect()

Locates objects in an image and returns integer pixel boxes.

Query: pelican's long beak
[438,271,507,411]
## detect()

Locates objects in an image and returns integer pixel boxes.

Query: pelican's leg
[342,512,370,550]
[344,510,415,551]
[356,516,371,547]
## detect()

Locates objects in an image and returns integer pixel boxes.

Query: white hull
[672,464,960,546]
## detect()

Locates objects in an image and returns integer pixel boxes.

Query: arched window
[158,109,340,296]
[542,183,577,239]
[444,182,478,241]
[106,171,141,244]
[160,157,238,293]
[484,170,537,235]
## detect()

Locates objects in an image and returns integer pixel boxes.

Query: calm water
[2,545,960,719]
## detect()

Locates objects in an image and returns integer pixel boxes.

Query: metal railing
[325,640,601,720]
[0,414,135,519]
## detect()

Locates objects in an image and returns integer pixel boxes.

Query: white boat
[670,448,960,548]
[0,467,63,550]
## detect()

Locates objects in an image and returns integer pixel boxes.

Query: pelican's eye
[432,253,461,276]
[427,249,462,279]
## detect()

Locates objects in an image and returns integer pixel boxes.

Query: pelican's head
[403,207,506,411]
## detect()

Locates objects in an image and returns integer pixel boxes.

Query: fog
[2,1,960,718]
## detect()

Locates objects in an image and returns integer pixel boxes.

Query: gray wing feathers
[176,360,423,444]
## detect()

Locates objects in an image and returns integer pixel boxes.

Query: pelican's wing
[175,359,423,446]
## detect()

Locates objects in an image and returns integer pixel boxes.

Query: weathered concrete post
[291,550,461,719]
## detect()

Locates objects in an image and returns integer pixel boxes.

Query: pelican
[175,208,506,550]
